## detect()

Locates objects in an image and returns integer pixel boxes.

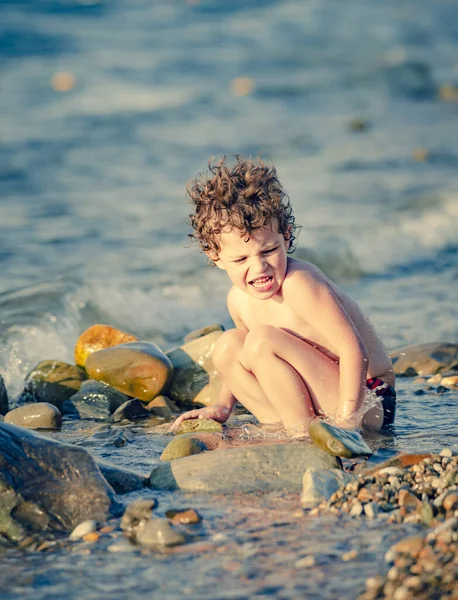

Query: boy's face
[212,222,289,300]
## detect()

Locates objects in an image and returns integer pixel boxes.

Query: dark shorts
[366,377,396,428]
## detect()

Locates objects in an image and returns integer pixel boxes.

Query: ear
[206,252,226,270]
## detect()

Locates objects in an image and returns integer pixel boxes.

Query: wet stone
[184,323,225,344]
[301,468,356,508]
[86,341,173,402]
[112,398,150,422]
[174,418,223,435]
[160,434,209,461]
[5,403,62,430]
[74,324,138,368]
[120,499,157,535]
[0,375,8,416]
[62,379,129,420]
[165,508,201,524]
[308,420,373,458]
[389,341,458,376]
[146,395,176,417]
[136,518,186,549]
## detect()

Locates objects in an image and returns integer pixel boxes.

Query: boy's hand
[171,405,232,431]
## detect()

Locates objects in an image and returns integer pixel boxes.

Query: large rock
[0,375,8,416]
[62,379,129,420]
[390,342,458,376]
[85,342,173,402]
[74,324,138,368]
[96,461,147,494]
[5,403,62,430]
[0,423,120,542]
[20,360,88,409]
[150,442,340,492]
[301,468,357,508]
[308,420,373,458]
[166,331,224,408]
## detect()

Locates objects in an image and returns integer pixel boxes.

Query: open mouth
[249,276,273,290]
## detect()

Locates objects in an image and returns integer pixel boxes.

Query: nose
[251,254,268,273]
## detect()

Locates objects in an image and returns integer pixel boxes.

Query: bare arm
[285,270,369,427]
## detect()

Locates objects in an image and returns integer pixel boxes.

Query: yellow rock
[51,72,76,92]
[74,324,138,368]
[85,342,173,402]
[440,375,458,388]
[427,374,442,384]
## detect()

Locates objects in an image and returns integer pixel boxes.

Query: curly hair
[187,156,299,257]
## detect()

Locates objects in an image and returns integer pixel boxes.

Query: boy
[173,157,395,435]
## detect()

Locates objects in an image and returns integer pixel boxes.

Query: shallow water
[1,0,458,597]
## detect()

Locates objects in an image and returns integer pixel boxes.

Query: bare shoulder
[227,286,248,330]
[283,258,330,295]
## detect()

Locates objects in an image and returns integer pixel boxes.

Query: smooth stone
[301,468,356,508]
[69,520,98,540]
[184,324,225,344]
[62,379,129,419]
[362,453,432,476]
[96,461,147,494]
[390,342,458,376]
[5,403,62,430]
[146,395,176,417]
[0,375,8,416]
[74,324,138,368]
[308,420,373,458]
[161,434,209,461]
[150,442,340,492]
[0,422,121,540]
[20,360,88,409]
[136,518,186,548]
[174,418,223,435]
[120,499,157,535]
[112,398,150,422]
[86,342,173,402]
[440,375,458,388]
[165,508,202,524]
[166,331,224,408]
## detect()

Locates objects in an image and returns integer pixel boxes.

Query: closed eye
[233,257,247,264]
[262,247,278,255]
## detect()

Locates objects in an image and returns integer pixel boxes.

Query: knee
[243,325,278,370]
[212,329,247,373]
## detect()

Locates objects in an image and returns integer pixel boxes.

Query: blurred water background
[1,0,458,597]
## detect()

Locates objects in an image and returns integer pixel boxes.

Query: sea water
[1,1,458,597]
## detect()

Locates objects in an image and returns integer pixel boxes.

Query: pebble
[165,508,201,524]
[69,520,98,541]
[295,555,316,568]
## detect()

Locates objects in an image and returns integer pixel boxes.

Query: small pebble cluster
[311,450,458,599]
[359,518,458,600]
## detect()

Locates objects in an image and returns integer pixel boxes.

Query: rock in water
[166,331,224,408]
[174,418,223,435]
[74,324,138,368]
[150,442,340,492]
[0,422,120,541]
[5,403,62,430]
[390,342,458,376]
[20,361,88,409]
[161,434,208,461]
[85,342,173,402]
[0,375,8,416]
[97,461,147,494]
[308,420,372,458]
[301,468,357,508]
[62,379,129,419]
[112,399,150,422]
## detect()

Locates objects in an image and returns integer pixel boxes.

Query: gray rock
[97,461,147,494]
[390,342,458,376]
[136,518,186,548]
[112,398,150,422]
[5,403,62,430]
[149,442,340,492]
[166,332,224,408]
[120,499,157,535]
[308,420,373,458]
[301,468,356,508]
[62,379,129,419]
[0,375,8,416]
[0,422,121,542]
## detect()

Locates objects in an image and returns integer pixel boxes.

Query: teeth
[251,276,271,287]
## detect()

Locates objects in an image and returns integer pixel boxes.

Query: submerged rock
[0,375,8,416]
[62,379,129,420]
[166,331,224,408]
[74,324,138,368]
[184,323,225,344]
[150,442,340,492]
[96,461,147,494]
[5,403,62,430]
[390,342,458,376]
[20,361,87,409]
[308,420,373,458]
[301,468,357,508]
[0,423,120,542]
[136,518,186,549]
[174,418,223,435]
[85,342,173,402]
